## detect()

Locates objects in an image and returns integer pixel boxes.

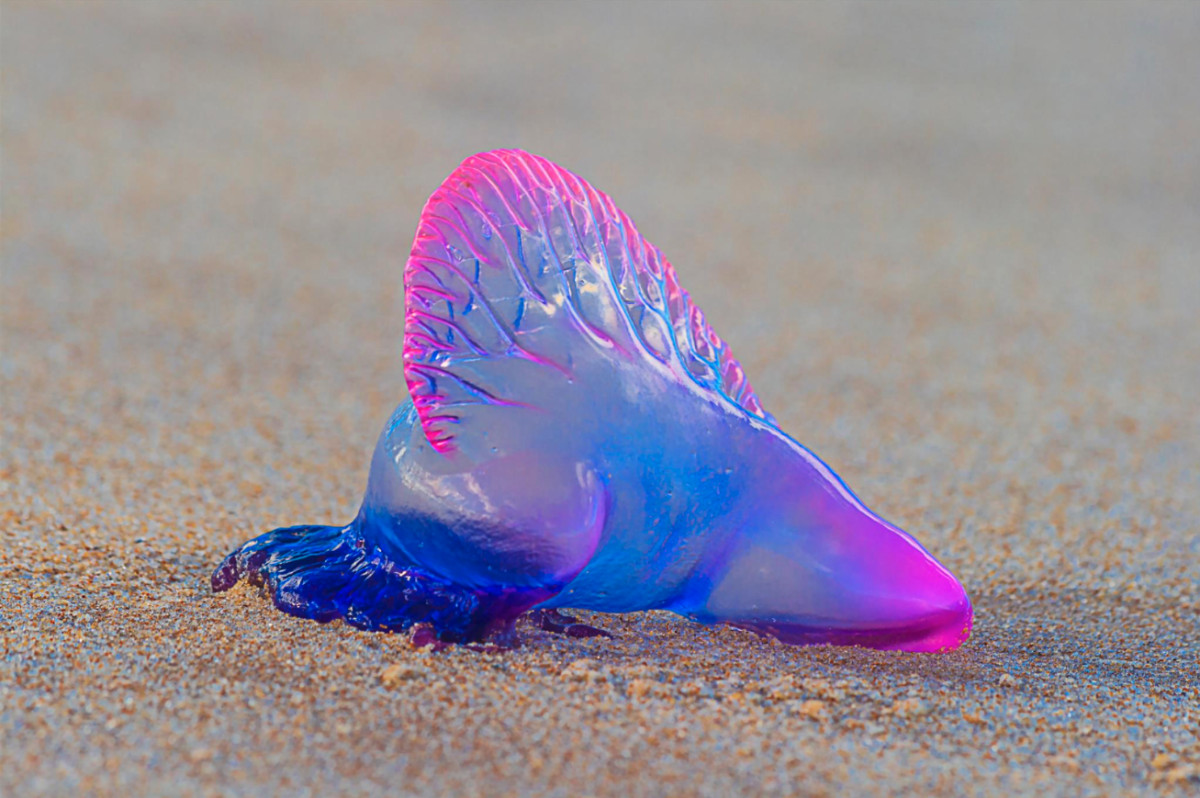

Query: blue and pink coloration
[212,149,973,652]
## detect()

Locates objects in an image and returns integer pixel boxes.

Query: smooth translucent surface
[213,149,973,651]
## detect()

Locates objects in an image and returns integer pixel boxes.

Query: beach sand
[2,2,1197,795]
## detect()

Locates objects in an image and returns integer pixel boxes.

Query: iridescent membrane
[213,149,973,652]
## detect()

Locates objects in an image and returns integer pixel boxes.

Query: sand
[2,2,1197,796]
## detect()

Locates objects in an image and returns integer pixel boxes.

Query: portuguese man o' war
[212,149,973,652]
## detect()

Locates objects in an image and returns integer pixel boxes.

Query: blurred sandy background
[2,2,1198,796]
